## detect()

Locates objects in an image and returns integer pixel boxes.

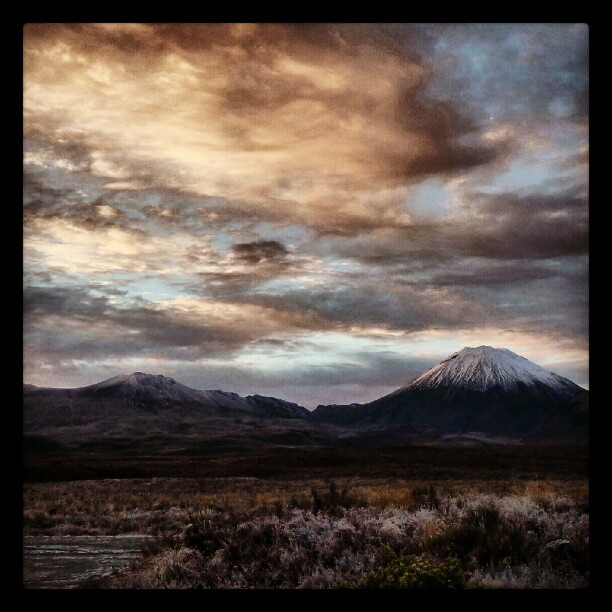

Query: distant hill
[23,372,324,453]
[24,372,309,423]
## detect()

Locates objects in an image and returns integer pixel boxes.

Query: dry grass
[24,476,588,589]
[23,445,588,588]
[58,479,587,589]
[24,477,588,536]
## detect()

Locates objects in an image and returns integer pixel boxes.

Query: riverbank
[23,535,152,588]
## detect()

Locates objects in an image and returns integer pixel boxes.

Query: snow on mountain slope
[400,346,581,396]
[79,372,236,410]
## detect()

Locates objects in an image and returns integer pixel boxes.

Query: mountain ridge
[23,371,310,423]
[23,347,588,451]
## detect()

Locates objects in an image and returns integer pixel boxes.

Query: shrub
[360,547,470,589]
[411,484,440,509]
[24,510,55,530]
[425,503,533,565]
[310,481,363,513]
[38,482,586,589]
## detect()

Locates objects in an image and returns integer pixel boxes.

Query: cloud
[231,240,289,264]
[239,283,487,335]
[408,23,588,125]
[23,283,334,362]
[24,212,312,285]
[24,23,508,235]
[326,187,588,265]
[22,24,589,401]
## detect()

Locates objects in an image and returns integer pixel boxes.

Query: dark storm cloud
[454,190,588,260]
[24,285,246,359]
[233,281,488,335]
[22,275,473,367]
[328,187,588,265]
[24,285,125,319]
[421,262,553,287]
[231,240,289,264]
[23,283,334,363]
[24,258,587,379]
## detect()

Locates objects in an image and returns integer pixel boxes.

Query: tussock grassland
[24,447,588,588]
[24,477,588,537]
[24,477,588,589]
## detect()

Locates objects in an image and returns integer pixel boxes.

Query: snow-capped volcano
[404,346,581,396]
[311,346,587,441]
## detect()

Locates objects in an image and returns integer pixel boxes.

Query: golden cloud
[24,23,501,235]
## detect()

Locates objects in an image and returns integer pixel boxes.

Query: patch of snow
[404,346,581,395]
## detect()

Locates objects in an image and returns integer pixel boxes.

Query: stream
[23,535,152,588]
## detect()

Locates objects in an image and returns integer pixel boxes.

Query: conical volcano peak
[311,345,587,440]
[455,345,514,357]
[407,346,582,395]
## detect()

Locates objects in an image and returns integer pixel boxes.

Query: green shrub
[360,547,470,589]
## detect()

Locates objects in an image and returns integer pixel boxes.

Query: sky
[23,23,589,407]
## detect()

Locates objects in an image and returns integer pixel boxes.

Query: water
[23,535,152,589]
